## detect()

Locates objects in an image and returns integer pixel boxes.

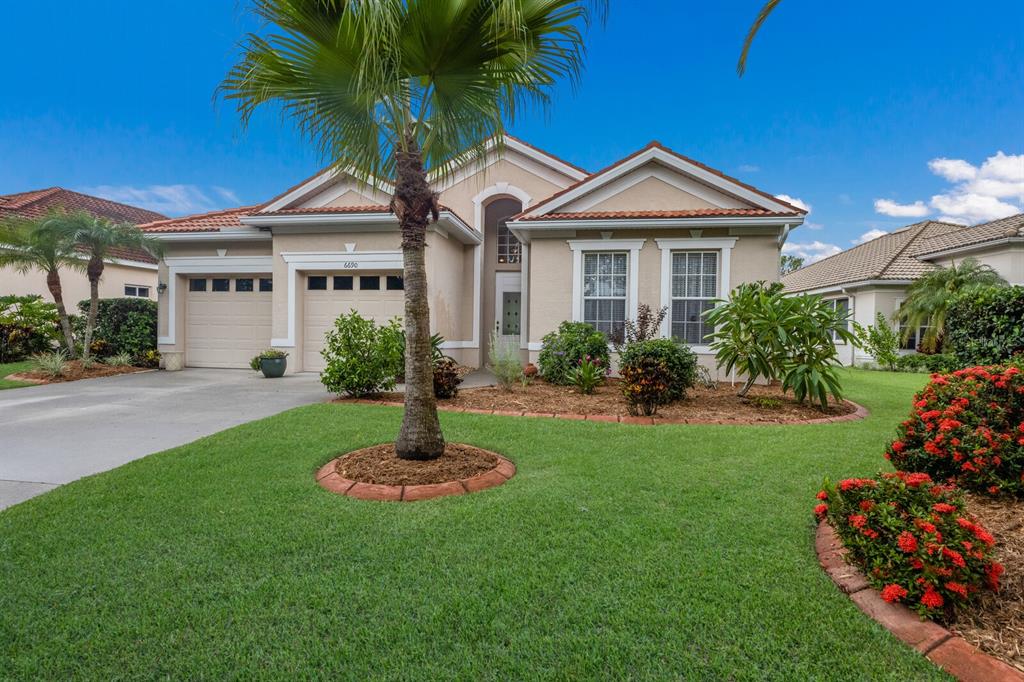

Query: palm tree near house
[220,0,602,460]
[63,213,163,362]
[896,259,1006,353]
[0,210,84,356]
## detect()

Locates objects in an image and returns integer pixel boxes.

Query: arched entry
[481,196,524,361]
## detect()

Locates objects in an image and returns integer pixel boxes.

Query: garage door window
[259,278,273,292]
[189,279,207,292]
[333,276,353,290]
[308,276,327,290]
[212,278,230,292]
[360,276,380,290]
[386,276,404,290]
[236,278,254,292]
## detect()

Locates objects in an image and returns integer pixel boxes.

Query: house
[0,187,164,302]
[142,138,806,373]
[782,213,1024,365]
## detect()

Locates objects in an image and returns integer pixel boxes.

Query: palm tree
[64,213,163,362]
[220,0,601,460]
[896,259,1006,353]
[0,210,84,355]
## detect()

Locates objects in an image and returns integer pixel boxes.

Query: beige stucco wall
[438,153,574,223]
[928,244,1024,285]
[1,261,156,307]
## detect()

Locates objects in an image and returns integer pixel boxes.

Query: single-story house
[142,137,807,374]
[0,187,164,302]
[782,213,1024,365]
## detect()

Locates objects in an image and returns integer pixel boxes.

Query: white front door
[494,272,521,347]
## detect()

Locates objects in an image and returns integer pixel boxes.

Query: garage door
[186,276,272,368]
[303,272,405,372]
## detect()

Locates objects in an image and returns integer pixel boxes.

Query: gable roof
[139,206,258,233]
[912,213,1024,257]
[515,141,807,220]
[782,220,965,293]
[517,207,801,222]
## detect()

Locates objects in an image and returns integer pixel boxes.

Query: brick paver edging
[816,520,1024,681]
[315,448,515,502]
[344,399,869,426]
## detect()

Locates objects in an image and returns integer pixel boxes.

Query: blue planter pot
[260,357,287,378]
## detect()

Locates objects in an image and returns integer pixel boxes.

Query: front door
[494,272,521,349]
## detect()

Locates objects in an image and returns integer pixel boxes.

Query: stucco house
[782,213,1024,365]
[142,138,807,374]
[0,187,163,302]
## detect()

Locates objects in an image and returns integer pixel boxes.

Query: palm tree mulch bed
[10,361,151,384]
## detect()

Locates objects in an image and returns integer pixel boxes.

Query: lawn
[0,360,35,390]
[0,370,950,680]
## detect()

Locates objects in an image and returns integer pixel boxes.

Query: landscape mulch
[334,442,498,486]
[12,361,149,384]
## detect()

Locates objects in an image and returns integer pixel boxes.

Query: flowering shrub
[816,472,1003,618]
[537,321,610,385]
[885,364,1024,497]
[567,355,607,395]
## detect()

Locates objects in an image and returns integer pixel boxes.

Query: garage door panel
[186,280,272,369]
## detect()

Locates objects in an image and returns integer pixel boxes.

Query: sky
[1,1,1022,263]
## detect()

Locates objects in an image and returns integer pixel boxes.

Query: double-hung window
[826,298,850,341]
[670,252,717,344]
[582,252,627,342]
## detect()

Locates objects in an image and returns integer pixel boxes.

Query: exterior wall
[803,284,911,366]
[424,230,471,345]
[438,153,573,223]
[576,176,715,212]
[1,261,156,305]
[928,243,1024,285]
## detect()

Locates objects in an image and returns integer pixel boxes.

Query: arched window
[496,218,521,264]
[485,197,523,265]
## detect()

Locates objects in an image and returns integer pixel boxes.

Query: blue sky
[1,1,1021,262]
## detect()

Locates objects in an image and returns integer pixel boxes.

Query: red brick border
[816,520,1024,681]
[315,446,515,502]
[342,399,869,426]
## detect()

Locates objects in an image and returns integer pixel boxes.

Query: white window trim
[124,284,151,298]
[568,239,645,333]
[656,238,735,354]
[823,297,851,345]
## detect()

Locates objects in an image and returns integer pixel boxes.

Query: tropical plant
[0,210,85,355]
[33,350,68,378]
[320,311,403,397]
[620,356,670,416]
[104,352,134,367]
[0,295,60,362]
[896,259,1006,354]
[488,329,522,391]
[220,0,602,460]
[618,338,697,402]
[139,349,162,369]
[779,254,804,275]
[617,303,668,349]
[76,298,158,362]
[538,321,610,385]
[946,285,1024,366]
[567,355,606,395]
[853,312,901,371]
[432,356,463,399]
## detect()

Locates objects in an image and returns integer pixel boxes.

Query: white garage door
[303,272,405,372]
[186,276,273,368]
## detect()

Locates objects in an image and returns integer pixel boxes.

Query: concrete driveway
[0,369,329,510]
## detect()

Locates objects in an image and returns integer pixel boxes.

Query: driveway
[0,369,328,511]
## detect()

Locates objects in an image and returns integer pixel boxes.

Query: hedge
[946,285,1024,366]
[76,298,158,361]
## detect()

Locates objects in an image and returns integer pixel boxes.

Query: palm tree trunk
[46,269,76,357]
[393,137,445,461]
[82,256,103,362]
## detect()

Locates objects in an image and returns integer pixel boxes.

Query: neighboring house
[0,187,164,302]
[142,137,806,373]
[782,214,1024,365]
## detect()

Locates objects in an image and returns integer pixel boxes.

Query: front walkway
[0,369,327,510]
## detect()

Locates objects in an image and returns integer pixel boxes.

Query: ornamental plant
[885,364,1024,497]
[853,312,900,371]
[537,321,610,385]
[432,356,462,399]
[946,285,1024,366]
[618,338,697,402]
[0,294,60,362]
[620,356,670,416]
[319,311,403,397]
[815,472,1003,618]
[567,355,607,395]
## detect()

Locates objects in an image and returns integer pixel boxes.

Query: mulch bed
[952,495,1024,673]
[334,442,498,486]
[363,379,855,424]
[11,361,150,384]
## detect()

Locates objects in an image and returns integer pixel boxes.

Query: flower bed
[10,361,150,384]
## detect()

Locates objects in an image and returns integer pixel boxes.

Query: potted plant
[250,349,288,378]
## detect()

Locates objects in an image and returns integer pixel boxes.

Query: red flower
[931,503,957,514]
[987,562,1005,591]
[814,503,828,517]
[891,440,906,453]
[904,472,933,487]
[942,547,967,568]
[816,490,828,501]
[861,528,879,539]
[848,514,867,529]
[897,531,918,553]
[920,588,944,609]
[880,584,908,603]
[945,582,969,599]
[859,500,875,512]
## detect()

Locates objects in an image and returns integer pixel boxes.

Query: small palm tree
[220,0,601,460]
[64,213,163,362]
[897,259,1006,353]
[0,210,84,355]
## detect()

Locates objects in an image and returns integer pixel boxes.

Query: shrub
[488,330,522,391]
[620,356,670,416]
[894,353,959,374]
[319,311,403,397]
[76,298,157,361]
[618,338,697,402]
[567,355,607,395]
[433,356,462,399]
[33,350,68,378]
[885,364,1024,497]
[815,472,1003,618]
[249,349,288,371]
[947,285,1024,366]
[616,303,668,349]
[0,295,60,362]
[537,321,610,385]
[139,349,161,368]
[853,312,900,371]
[105,352,134,367]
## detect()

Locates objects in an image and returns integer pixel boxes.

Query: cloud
[852,228,889,244]
[782,240,842,264]
[738,164,760,173]
[874,199,930,217]
[873,151,1023,225]
[775,194,822,229]
[78,184,240,216]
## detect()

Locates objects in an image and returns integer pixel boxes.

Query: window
[670,252,717,345]
[189,279,207,292]
[259,278,273,292]
[496,220,521,264]
[896,301,929,350]
[333,276,353,290]
[582,252,627,342]
[212,278,230,292]
[307,276,327,290]
[235,278,254,292]
[386,275,404,290]
[360,276,380,291]
[124,285,150,298]
[826,298,850,341]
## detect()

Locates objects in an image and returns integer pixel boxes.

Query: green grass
[0,360,36,390]
[0,370,949,680]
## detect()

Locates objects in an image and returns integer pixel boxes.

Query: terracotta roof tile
[516,207,802,222]
[912,213,1024,256]
[0,187,166,225]
[139,206,257,233]
[257,205,390,216]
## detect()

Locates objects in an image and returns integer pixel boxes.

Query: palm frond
[737,0,782,76]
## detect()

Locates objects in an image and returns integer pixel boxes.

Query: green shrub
[894,353,959,374]
[76,298,157,362]
[620,357,670,416]
[105,352,134,367]
[946,285,1024,366]
[488,330,522,391]
[139,349,161,368]
[567,355,607,395]
[853,312,900,371]
[618,338,697,402]
[33,350,68,378]
[249,349,288,371]
[319,311,402,397]
[537,321,610,385]
[433,356,462,399]
[0,294,60,362]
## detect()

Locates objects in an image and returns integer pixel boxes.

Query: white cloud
[78,184,241,216]
[852,228,889,244]
[775,194,822,229]
[931,192,1019,225]
[782,240,842,264]
[928,158,977,182]
[873,199,930,218]
[738,164,760,173]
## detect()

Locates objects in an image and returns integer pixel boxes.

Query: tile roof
[782,220,966,293]
[912,213,1024,256]
[0,187,166,225]
[515,207,802,222]
[257,205,390,216]
[139,206,257,233]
